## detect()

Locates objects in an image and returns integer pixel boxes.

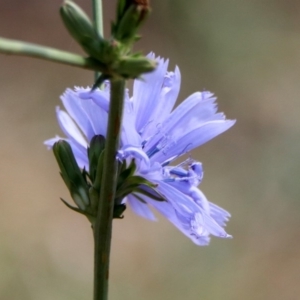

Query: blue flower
[45,53,235,246]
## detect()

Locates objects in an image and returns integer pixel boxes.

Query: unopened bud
[53,140,90,209]
[114,0,151,44]
[60,1,106,61]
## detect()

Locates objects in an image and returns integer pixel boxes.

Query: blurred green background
[1,0,300,299]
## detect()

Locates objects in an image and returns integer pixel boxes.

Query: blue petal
[56,106,87,148]
[193,211,232,238]
[78,87,110,112]
[67,139,89,169]
[121,92,142,147]
[151,120,236,163]
[144,194,212,246]
[167,181,210,213]
[61,89,95,141]
[44,136,88,169]
[209,202,231,227]
[144,91,222,152]
[44,135,61,150]
[127,194,157,221]
[79,98,108,137]
[132,54,169,133]
[155,181,200,216]
[141,66,181,140]
[155,181,231,239]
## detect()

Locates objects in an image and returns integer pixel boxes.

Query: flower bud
[53,140,90,209]
[113,0,151,44]
[60,1,106,61]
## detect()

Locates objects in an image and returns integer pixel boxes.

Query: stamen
[146,146,160,158]
[162,159,203,185]
[169,168,188,177]
[147,135,170,158]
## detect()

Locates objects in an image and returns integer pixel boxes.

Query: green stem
[0,37,104,71]
[93,79,125,300]
[92,0,104,81]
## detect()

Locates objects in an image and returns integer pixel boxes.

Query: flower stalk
[93,79,125,300]
[91,1,119,299]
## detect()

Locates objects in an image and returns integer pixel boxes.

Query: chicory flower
[45,53,235,245]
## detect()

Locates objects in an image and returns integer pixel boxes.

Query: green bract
[53,137,165,222]
[88,135,106,183]
[53,140,90,210]
[117,55,156,78]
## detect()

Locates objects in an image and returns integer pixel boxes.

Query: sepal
[116,173,166,203]
[118,159,136,181]
[54,140,163,221]
[92,74,110,91]
[60,198,96,223]
[117,55,156,78]
[133,184,165,202]
[93,150,105,191]
[88,135,106,182]
[113,204,126,219]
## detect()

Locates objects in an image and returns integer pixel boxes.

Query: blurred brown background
[1,0,300,299]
